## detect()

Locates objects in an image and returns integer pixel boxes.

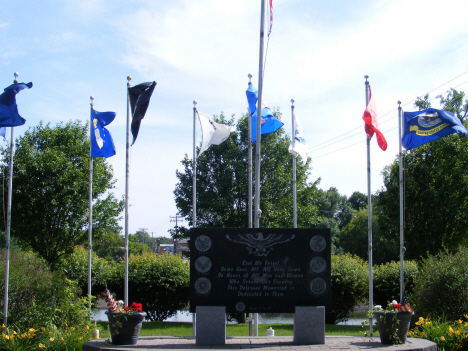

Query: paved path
[83,336,436,351]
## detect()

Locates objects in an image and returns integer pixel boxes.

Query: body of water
[93,310,365,325]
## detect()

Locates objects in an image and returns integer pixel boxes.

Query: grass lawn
[96,321,368,339]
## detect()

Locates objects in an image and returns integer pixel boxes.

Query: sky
[1,0,468,237]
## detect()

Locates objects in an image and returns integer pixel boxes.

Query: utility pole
[170,214,183,254]
[139,228,148,253]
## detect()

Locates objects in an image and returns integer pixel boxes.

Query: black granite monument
[190,228,331,314]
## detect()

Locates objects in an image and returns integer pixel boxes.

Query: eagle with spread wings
[225,232,295,256]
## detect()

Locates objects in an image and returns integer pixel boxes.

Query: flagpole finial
[397,100,401,105]
[364,75,369,81]
[291,99,295,106]
[193,100,197,110]
[248,73,252,85]
[90,96,94,108]
[13,72,18,84]
[127,76,131,82]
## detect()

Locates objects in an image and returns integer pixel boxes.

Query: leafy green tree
[107,252,190,321]
[312,188,359,253]
[128,233,152,255]
[93,231,124,261]
[376,90,468,260]
[174,111,321,228]
[1,121,124,271]
[348,191,367,211]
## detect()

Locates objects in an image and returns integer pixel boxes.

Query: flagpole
[291,99,297,228]
[254,0,266,230]
[398,101,404,301]
[365,75,373,336]
[88,96,94,310]
[124,76,131,307]
[247,74,254,337]
[3,72,19,327]
[193,101,197,228]
[247,74,253,229]
[253,0,266,337]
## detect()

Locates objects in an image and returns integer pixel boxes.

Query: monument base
[293,306,325,345]
[195,306,226,346]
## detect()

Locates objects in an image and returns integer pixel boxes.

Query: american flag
[400,290,413,313]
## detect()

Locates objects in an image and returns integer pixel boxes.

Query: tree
[376,90,468,260]
[173,111,321,228]
[93,232,124,261]
[1,121,124,271]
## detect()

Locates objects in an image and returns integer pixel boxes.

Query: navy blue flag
[91,108,116,158]
[402,108,467,150]
[0,82,33,127]
[128,81,156,145]
[246,83,283,142]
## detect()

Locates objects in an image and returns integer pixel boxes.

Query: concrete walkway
[83,336,436,351]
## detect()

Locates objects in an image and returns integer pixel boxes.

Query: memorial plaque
[190,228,331,314]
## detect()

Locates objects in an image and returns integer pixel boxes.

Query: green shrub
[56,245,113,296]
[409,315,468,350]
[107,252,190,321]
[414,247,468,321]
[373,260,418,308]
[326,254,368,324]
[0,250,93,330]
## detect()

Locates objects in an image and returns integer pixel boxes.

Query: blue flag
[402,108,467,150]
[128,81,156,145]
[246,84,283,142]
[0,82,33,127]
[91,108,116,158]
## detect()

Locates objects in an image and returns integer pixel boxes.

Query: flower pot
[374,311,414,344]
[105,311,146,345]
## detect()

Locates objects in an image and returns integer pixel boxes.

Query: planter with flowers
[372,297,414,345]
[103,288,146,345]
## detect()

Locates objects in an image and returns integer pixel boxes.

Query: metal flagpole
[291,99,297,228]
[193,101,197,228]
[254,0,266,230]
[192,100,197,337]
[253,0,266,337]
[398,101,404,300]
[248,74,253,229]
[247,74,253,337]
[3,72,19,327]
[124,76,131,307]
[365,75,373,336]
[88,96,94,309]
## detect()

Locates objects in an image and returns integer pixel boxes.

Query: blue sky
[2,0,468,236]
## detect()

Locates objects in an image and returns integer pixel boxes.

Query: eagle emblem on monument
[225,232,295,256]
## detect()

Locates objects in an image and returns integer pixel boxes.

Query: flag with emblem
[197,111,236,155]
[91,108,116,158]
[246,83,283,142]
[402,108,467,150]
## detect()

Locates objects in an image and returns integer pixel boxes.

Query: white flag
[288,111,308,166]
[198,112,236,155]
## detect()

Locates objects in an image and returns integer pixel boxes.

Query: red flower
[124,306,129,311]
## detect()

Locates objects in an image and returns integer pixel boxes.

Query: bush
[107,252,190,321]
[326,254,368,324]
[414,247,468,321]
[373,260,418,308]
[0,250,93,330]
[56,245,114,296]
[409,316,468,350]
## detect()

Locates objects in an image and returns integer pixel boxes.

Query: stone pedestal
[195,306,226,346]
[293,306,325,345]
